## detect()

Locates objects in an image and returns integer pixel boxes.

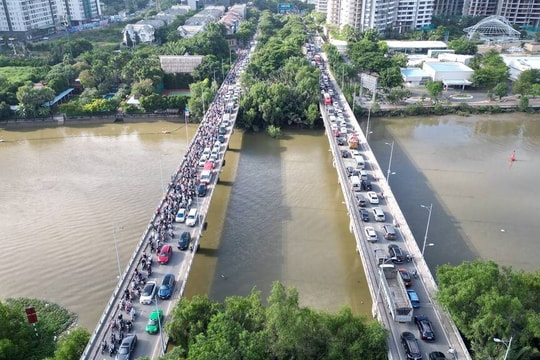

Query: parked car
[415,315,436,341]
[388,244,405,263]
[158,273,175,300]
[367,191,379,204]
[115,334,137,360]
[157,244,172,264]
[398,268,412,287]
[429,351,447,360]
[178,231,191,251]
[145,309,164,334]
[400,331,422,360]
[364,226,378,242]
[359,208,370,222]
[139,281,157,305]
[175,208,186,223]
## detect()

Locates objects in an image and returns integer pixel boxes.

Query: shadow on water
[367,119,478,273]
[209,132,289,301]
[216,180,235,187]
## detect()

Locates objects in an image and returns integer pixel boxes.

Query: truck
[376,262,413,323]
[348,134,359,149]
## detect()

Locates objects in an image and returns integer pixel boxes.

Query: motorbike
[108,343,116,356]
[100,340,107,354]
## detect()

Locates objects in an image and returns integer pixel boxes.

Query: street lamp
[113,226,124,279]
[385,141,394,186]
[493,336,512,360]
[420,204,433,256]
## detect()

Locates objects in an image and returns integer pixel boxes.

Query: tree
[436,260,540,358]
[471,50,509,89]
[378,67,403,89]
[493,82,508,100]
[425,81,443,101]
[512,69,540,96]
[50,327,90,360]
[447,36,478,55]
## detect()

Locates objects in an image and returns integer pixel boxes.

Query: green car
[145,309,164,334]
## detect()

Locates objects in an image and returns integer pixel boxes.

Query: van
[359,169,368,181]
[350,175,361,191]
[186,208,198,227]
[383,224,397,240]
[354,155,365,169]
[373,207,385,222]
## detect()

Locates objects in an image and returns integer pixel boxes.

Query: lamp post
[493,336,512,360]
[113,226,124,279]
[420,204,433,256]
[385,141,394,186]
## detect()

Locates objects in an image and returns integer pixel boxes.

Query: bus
[323,93,332,105]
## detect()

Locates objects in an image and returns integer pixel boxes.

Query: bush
[267,125,282,138]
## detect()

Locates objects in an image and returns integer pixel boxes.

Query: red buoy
[510,150,516,162]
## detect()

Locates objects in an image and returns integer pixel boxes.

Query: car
[158,273,175,299]
[367,191,379,204]
[400,331,422,360]
[388,244,405,263]
[197,183,207,197]
[407,289,420,308]
[140,281,157,305]
[429,351,447,360]
[157,244,172,264]
[145,309,164,334]
[115,334,137,360]
[361,179,372,191]
[175,208,186,223]
[398,268,412,287]
[346,166,357,177]
[337,137,346,146]
[178,231,191,251]
[364,226,378,242]
[356,194,367,207]
[359,208,370,221]
[415,315,436,341]
[341,150,350,158]
[218,134,226,143]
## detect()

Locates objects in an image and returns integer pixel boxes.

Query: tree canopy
[165,282,388,360]
[470,50,509,89]
[436,260,540,359]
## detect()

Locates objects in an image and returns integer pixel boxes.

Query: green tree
[425,80,444,101]
[471,50,509,89]
[493,82,508,100]
[50,327,90,360]
[512,69,540,96]
[378,67,403,89]
[447,36,478,55]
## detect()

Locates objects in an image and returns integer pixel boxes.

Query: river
[0,113,538,330]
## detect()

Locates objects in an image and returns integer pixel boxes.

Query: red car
[157,245,173,264]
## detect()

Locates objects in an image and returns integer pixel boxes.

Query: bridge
[316,40,471,359]
[81,38,471,360]
[80,47,253,360]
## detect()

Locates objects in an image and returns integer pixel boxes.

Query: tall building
[326,0,341,26]
[434,0,464,16]
[396,0,435,31]
[0,0,101,37]
[497,0,540,29]
[339,0,362,29]
[462,0,498,16]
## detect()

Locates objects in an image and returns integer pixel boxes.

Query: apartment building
[0,0,101,36]
[497,0,539,28]
[434,0,464,16]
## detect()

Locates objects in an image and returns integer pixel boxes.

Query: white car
[175,208,186,223]
[364,226,378,242]
[367,191,379,204]
[139,281,157,305]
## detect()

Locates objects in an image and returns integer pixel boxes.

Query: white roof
[385,41,448,49]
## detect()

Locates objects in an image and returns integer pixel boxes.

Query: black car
[400,331,422,360]
[115,334,137,360]
[178,231,191,251]
[359,208,369,222]
[158,273,176,300]
[197,183,207,197]
[388,244,405,263]
[341,150,350,158]
[346,166,357,177]
[337,137,346,146]
[415,315,436,341]
[361,179,372,191]
[429,351,447,360]
[356,194,367,207]
[398,268,412,287]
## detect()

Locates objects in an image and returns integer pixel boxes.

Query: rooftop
[424,62,473,72]
[385,40,448,50]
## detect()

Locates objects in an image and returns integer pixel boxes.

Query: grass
[1,66,35,83]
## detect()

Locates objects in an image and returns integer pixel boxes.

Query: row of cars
[313,46,450,360]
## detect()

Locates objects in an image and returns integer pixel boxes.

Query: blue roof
[401,68,428,77]
[426,63,470,72]
[43,88,74,107]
